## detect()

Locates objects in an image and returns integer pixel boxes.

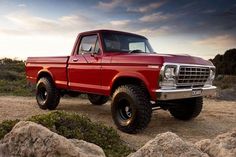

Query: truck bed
[25,56,69,89]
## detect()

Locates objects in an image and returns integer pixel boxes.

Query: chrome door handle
[72,58,78,62]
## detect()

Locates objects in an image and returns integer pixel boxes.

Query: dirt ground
[0,96,235,149]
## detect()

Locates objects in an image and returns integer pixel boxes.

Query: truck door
[68,34,102,94]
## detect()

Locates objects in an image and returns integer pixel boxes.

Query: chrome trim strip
[163,62,215,69]
[155,86,217,100]
[147,65,160,69]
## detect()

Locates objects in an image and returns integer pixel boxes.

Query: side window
[78,35,98,54]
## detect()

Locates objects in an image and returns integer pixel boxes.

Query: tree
[211,49,236,75]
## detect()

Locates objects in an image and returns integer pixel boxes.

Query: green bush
[0,58,34,96]
[0,119,20,139]
[0,111,132,157]
[213,75,236,89]
[0,79,34,96]
[0,71,21,81]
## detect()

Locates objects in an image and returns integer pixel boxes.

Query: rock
[195,128,236,157]
[128,132,208,157]
[195,139,211,152]
[0,121,105,157]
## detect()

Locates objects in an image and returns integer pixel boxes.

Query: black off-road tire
[36,77,60,110]
[88,94,109,105]
[111,84,152,133]
[169,97,203,120]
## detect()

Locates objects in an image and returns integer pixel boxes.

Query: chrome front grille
[177,66,210,87]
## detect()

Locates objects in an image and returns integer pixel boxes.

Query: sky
[0,0,235,60]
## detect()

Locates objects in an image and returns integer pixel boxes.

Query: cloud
[201,9,216,14]
[6,12,56,31]
[2,11,134,37]
[3,11,94,35]
[193,35,236,49]
[0,28,27,36]
[127,1,166,13]
[1,0,235,60]
[96,0,123,10]
[0,10,173,42]
[97,0,166,13]
[18,4,26,7]
[110,20,130,26]
[139,12,169,22]
[136,26,171,37]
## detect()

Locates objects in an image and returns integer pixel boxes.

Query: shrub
[0,58,32,96]
[0,119,20,139]
[0,111,133,157]
[0,79,34,96]
[213,75,236,89]
[0,71,21,81]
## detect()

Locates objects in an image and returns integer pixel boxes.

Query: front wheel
[111,85,152,133]
[169,97,203,120]
[36,77,60,110]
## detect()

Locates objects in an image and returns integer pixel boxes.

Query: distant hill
[210,49,236,75]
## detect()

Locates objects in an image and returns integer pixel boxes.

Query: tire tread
[112,84,152,133]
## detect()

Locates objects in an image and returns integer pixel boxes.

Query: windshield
[102,32,154,53]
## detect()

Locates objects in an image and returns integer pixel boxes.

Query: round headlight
[165,67,175,79]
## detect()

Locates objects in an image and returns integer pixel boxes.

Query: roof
[79,29,147,39]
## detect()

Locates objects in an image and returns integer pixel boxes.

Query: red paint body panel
[67,54,102,94]
[25,30,213,101]
[26,56,69,88]
[161,54,213,65]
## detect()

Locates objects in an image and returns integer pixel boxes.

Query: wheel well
[37,72,53,82]
[111,77,150,98]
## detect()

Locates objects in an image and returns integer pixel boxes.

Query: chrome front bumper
[155,86,217,100]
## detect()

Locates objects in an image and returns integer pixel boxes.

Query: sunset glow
[0,0,235,59]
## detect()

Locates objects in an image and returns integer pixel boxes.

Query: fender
[37,68,54,81]
[110,71,151,94]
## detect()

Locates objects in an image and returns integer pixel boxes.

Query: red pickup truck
[26,30,216,133]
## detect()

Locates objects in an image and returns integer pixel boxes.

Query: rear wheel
[88,94,109,105]
[36,77,60,110]
[169,97,203,120]
[111,85,152,133]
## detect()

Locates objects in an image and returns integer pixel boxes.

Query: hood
[110,53,213,66]
[160,53,213,66]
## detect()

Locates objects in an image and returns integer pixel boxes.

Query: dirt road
[0,96,235,149]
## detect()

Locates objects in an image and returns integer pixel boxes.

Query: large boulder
[0,121,105,157]
[195,139,211,152]
[128,132,208,157]
[195,128,236,157]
